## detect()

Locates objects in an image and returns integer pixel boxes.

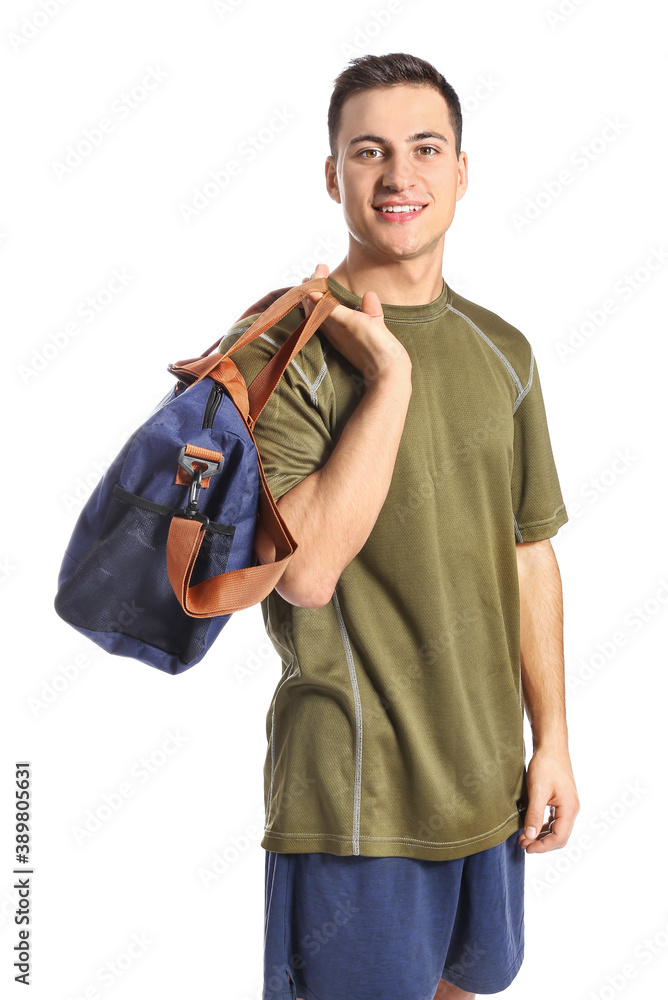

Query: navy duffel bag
[53,277,337,675]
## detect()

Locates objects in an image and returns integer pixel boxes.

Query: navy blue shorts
[263,828,525,1000]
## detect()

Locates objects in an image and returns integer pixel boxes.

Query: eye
[358,148,381,158]
[417,145,439,156]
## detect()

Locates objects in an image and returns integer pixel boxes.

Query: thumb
[523,799,547,841]
[359,289,384,322]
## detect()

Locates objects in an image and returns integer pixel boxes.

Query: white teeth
[378,204,425,213]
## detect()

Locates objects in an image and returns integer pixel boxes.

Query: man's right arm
[255,359,412,608]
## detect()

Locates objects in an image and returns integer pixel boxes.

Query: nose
[380,148,420,193]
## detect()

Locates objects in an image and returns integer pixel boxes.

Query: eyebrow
[347,131,449,148]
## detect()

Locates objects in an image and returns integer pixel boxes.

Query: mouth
[372,203,428,221]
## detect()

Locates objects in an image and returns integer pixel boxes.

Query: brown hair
[327,52,463,163]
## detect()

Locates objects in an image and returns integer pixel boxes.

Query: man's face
[325,83,468,262]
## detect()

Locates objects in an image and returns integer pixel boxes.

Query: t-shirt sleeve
[511,349,568,542]
[217,317,334,504]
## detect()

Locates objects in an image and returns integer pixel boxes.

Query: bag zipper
[202,383,224,429]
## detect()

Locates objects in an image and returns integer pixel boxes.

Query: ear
[325,155,341,205]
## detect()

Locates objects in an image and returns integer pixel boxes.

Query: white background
[2,0,667,997]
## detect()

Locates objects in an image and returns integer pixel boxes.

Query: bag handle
[168,276,335,408]
[165,278,339,617]
[243,287,338,424]
[195,286,296,359]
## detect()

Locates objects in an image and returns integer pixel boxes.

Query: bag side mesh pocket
[54,484,236,660]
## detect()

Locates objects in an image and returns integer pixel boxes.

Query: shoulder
[448,287,534,389]
[217,300,329,388]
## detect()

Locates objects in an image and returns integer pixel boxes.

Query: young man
[218,53,579,1000]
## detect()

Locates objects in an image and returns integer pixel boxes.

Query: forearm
[516,539,569,753]
[274,365,413,607]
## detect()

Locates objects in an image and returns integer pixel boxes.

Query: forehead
[338,84,453,144]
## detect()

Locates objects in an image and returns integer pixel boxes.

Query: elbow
[275,569,334,608]
[257,485,338,607]
[254,525,334,607]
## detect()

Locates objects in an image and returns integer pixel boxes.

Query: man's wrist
[530,723,570,755]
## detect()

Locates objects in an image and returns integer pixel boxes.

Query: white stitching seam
[445,304,536,537]
[263,811,519,848]
[445,302,525,399]
[332,587,363,855]
[264,610,295,830]
[516,505,567,530]
[220,325,327,409]
[513,347,534,414]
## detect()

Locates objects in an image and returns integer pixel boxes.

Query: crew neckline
[326,274,451,321]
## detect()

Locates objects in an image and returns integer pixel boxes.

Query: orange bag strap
[165,278,339,617]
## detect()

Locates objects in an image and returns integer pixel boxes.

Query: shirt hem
[261,811,523,861]
[515,505,568,543]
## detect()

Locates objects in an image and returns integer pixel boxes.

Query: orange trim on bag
[174,443,224,488]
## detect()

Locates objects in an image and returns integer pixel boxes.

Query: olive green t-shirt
[217,274,568,860]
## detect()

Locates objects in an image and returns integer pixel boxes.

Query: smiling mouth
[372,203,428,223]
[372,204,428,214]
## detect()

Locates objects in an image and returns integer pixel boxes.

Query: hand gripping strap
[165,278,339,617]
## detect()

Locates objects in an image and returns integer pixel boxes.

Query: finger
[302,263,332,320]
[306,263,329,296]
[535,805,555,831]
[521,804,574,853]
[521,796,549,844]
[522,830,561,853]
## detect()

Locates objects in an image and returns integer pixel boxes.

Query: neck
[328,243,446,307]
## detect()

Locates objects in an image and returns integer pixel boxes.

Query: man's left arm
[516,537,580,853]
